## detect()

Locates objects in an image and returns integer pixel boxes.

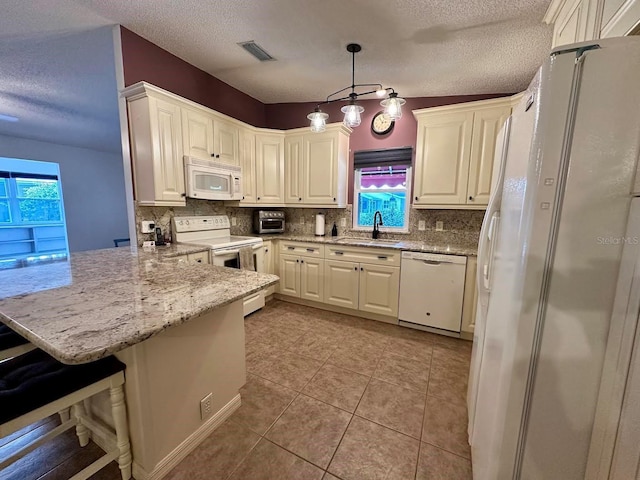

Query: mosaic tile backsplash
[135,200,484,248]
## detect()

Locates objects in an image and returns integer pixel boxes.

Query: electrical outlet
[418,220,426,231]
[231,217,237,226]
[340,217,347,228]
[435,221,444,231]
[141,221,155,233]
[200,393,213,420]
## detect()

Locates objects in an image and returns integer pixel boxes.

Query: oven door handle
[213,245,261,256]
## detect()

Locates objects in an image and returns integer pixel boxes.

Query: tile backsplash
[135,200,484,248]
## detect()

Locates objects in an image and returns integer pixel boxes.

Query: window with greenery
[0,159,68,269]
[353,147,412,232]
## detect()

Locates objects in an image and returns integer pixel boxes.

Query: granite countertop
[0,247,278,365]
[257,234,478,257]
[137,242,211,258]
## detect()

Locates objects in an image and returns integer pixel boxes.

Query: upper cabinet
[182,108,239,165]
[127,88,186,206]
[255,132,285,204]
[239,128,257,204]
[283,125,350,208]
[412,97,512,209]
[545,0,640,48]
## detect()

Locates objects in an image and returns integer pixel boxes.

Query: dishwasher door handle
[422,260,444,265]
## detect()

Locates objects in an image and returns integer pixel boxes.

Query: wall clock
[371,111,395,135]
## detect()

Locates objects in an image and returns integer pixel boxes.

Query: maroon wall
[265,94,509,202]
[120,27,267,127]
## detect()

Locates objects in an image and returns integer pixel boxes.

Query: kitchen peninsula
[0,247,278,479]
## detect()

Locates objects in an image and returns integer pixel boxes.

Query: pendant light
[307,44,405,132]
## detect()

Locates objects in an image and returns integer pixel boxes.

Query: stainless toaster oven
[254,210,285,234]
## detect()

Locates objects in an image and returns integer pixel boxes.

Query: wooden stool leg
[110,384,132,480]
[72,403,90,447]
[58,407,71,423]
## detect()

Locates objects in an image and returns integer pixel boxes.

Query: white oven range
[172,215,265,316]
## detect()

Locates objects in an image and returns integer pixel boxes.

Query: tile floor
[1,300,473,480]
[166,300,473,480]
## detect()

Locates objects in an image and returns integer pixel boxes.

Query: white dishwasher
[399,251,467,334]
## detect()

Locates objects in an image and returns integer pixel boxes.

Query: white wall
[0,134,129,251]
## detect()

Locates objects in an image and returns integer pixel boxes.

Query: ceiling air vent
[238,41,275,62]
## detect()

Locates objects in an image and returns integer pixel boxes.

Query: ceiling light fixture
[307,43,405,132]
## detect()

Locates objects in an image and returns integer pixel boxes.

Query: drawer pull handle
[288,246,295,250]
[377,255,388,260]
[306,248,315,252]
[423,260,442,265]
[335,251,344,255]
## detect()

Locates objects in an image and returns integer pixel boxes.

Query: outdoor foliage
[358,192,406,228]
[18,182,62,222]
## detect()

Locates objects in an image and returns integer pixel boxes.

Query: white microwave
[184,157,242,201]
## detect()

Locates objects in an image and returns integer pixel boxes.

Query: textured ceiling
[0,0,552,152]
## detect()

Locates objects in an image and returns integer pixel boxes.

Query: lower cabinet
[278,254,325,301]
[263,240,275,296]
[324,260,400,317]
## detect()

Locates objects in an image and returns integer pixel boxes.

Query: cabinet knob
[257,197,261,200]
[301,260,304,264]
[354,266,358,271]
[415,196,418,201]
[296,259,299,263]
[299,197,302,201]
[469,196,473,201]
[360,267,363,271]
[211,153,215,157]
[216,154,220,158]
[333,197,336,201]
[181,193,186,197]
[242,196,245,200]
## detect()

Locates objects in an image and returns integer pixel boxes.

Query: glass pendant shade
[307,108,329,133]
[381,92,406,120]
[341,103,364,128]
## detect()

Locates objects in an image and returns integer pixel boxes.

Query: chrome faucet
[372,211,383,239]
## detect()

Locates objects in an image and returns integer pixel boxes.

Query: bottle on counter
[331,223,338,237]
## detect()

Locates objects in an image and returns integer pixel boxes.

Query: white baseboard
[129,394,241,480]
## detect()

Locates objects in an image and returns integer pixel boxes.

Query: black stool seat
[0,324,29,350]
[0,349,125,424]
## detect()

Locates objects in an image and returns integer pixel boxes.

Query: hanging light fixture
[307,43,405,132]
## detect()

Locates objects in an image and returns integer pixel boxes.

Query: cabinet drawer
[280,241,324,258]
[325,246,400,266]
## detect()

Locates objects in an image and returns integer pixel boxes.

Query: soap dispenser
[331,223,338,237]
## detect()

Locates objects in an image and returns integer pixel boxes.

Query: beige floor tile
[427,363,468,406]
[416,443,472,480]
[302,364,369,413]
[287,332,339,361]
[164,419,260,480]
[248,350,323,391]
[256,324,307,349]
[266,394,352,469]
[422,395,471,459]
[328,416,419,480]
[431,345,471,370]
[229,438,324,480]
[385,336,434,363]
[245,340,280,371]
[322,473,342,480]
[355,378,426,439]
[326,343,383,376]
[434,335,473,353]
[230,374,297,435]
[373,351,431,393]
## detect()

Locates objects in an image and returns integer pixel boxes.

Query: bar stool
[0,324,35,361]
[0,349,132,480]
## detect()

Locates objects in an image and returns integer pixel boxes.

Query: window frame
[3,176,64,226]
[352,165,412,234]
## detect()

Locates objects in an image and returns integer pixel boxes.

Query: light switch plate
[231,217,237,226]
[435,221,444,231]
[300,216,305,225]
[141,220,155,233]
[418,220,426,231]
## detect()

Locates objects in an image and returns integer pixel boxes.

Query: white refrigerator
[467,37,640,480]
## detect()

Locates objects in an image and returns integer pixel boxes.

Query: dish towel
[238,246,255,271]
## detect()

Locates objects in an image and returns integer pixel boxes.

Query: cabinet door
[461,256,478,334]
[324,260,359,309]
[278,254,300,297]
[239,129,257,204]
[359,264,400,317]
[300,258,325,302]
[467,106,510,206]
[414,111,474,205]
[150,97,186,203]
[303,133,337,204]
[256,134,285,204]
[284,134,304,204]
[182,108,213,160]
[213,118,239,165]
[554,0,587,46]
[263,241,275,296]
